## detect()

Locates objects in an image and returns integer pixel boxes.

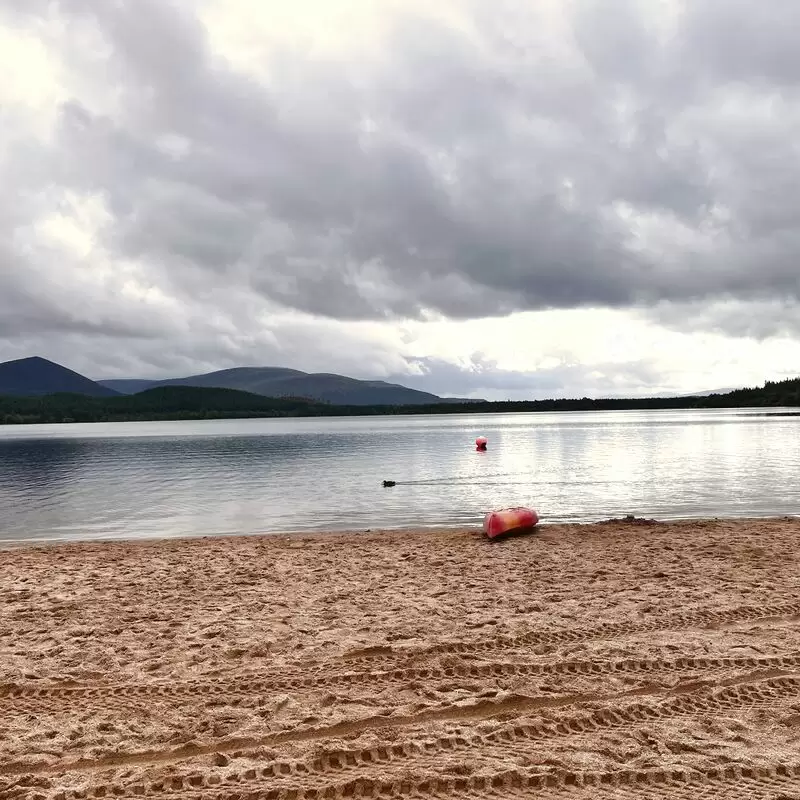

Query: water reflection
[0,408,799,542]
[0,439,91,491]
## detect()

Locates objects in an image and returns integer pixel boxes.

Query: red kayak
[483,507,539,540]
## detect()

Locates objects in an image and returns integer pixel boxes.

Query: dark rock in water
[382,480,396,488]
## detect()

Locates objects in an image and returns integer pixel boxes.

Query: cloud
[3,0,800,396]
[649,298,800,341]
[389,355,665,400]
[0,310,413,385]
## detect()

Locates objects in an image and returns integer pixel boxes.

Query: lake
[1,408,799,543]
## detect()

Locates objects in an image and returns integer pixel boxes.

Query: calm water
[1,408,799,543]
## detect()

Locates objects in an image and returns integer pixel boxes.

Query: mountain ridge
[0,357,119,398]
[98,366,469,405]
[0,357,468,405]
[3,377,800,426]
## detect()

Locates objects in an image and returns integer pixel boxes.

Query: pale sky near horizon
[2,0,800,399]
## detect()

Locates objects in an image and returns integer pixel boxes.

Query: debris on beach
[600,514,660,525]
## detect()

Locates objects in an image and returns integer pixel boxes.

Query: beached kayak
[483,506,539,539]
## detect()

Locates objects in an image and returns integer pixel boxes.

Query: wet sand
[2,517,800,799]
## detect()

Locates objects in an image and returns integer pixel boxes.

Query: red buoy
[475,436,488,451]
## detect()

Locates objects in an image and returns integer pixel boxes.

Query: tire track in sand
[8,673,800,785]
[339,599,800,666]
[3,598,798,704]
[37,760,800,799]
[2,652,799,714]
[0,653,800,713]
[215,671,800,788]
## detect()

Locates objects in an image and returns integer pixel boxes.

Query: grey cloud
[390,356,666,401]
[0,312,411,385]
[3,0,800,372]
[648,297,800,341]
[679,0,800,87]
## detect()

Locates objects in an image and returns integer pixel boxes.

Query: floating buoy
[475,436,488,451]
[483,507,539,540]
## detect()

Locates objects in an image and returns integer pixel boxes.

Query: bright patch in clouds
[2,0,800,399]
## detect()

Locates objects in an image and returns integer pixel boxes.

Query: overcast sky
[2,0,800,400]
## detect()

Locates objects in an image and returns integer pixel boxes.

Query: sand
[2,517,800,799]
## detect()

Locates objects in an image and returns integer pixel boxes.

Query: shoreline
[3,516,800,799]
[2,512,799,551]
[0,405,737,428]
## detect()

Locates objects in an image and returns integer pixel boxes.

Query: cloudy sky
[2,0,800,400]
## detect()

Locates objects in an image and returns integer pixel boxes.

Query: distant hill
[3,376,800,425]
[0,385,332,424]
[678,387,739,397]
[96,379,159,394]
[0,356,119,397]
[98,366,446,406]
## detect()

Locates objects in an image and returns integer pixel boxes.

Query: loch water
[1,408,799,543]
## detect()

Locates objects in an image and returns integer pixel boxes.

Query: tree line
[1,378,800,425]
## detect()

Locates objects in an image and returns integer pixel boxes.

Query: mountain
[96,379,159,394]
[0,356,119,397]
[5,376,800,426]
[98,366,447,406]
[0,385,331,424]
[678,387,739,397]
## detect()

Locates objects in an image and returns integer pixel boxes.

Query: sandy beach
[2,517,800,799]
